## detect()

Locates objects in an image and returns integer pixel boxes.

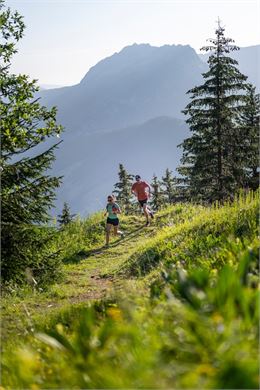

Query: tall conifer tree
[0,1,63,284]
[161,168,176,204]
[238,85,259,190]
[150,174,164,211]
[57,202,76,226]
[113,164,134,214]
[178,21,249,202]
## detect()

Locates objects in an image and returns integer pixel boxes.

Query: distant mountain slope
[40,44,206,135]
[41,44,259,140]
[199,45,260,90]
[40,84,65,90]
[38,43,258,215]
[52,116,188,216]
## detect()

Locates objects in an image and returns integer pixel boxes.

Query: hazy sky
[7,0,260,86]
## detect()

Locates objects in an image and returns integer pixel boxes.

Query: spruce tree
[150,174,164,211]
[57,202,76,226]
[0,1,63,285]
[178,21,250,202]
[113,164,134,214]
[238,85,259,190]
[161,168,176,204]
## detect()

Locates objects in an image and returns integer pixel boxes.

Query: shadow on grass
[63,247,106,264]
[63,224,147,265]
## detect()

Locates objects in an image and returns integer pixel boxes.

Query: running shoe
[150,211,154,219]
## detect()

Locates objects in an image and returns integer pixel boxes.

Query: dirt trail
[2,219,157,341]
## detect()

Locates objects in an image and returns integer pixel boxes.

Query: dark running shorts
[138,199,148,207]
[107,217,119,226]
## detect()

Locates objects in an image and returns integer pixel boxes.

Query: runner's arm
[144,182,152,197]
[113,204,121,214]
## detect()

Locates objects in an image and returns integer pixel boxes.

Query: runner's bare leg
[113,225,118,236]
[143,204,149,223]
[113,225,123,236]
[106,224,112,245]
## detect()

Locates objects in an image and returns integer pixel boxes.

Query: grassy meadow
[1,191,259,389]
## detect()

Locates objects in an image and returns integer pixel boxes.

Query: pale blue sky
[7,0,260,86]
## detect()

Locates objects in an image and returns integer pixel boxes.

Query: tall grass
[53,211,105,263]
[116,190,259,277]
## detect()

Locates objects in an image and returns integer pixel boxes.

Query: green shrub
[1,225,62,289]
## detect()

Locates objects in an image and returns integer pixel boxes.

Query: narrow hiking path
[2,215,159,342]
[62,217,157,299]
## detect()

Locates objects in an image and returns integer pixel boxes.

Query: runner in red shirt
[131,175,154,226]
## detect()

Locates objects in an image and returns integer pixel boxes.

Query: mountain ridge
[40,43,206,135]
[37,43,259,215]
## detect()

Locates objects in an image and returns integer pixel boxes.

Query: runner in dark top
[131,175,154,226]
[104,195,124,246]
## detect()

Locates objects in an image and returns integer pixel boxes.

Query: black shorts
[138,199,148,207]
[107,217,119,226]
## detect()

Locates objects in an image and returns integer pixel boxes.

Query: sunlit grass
[2,190,259,389]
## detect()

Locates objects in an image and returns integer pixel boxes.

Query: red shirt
[132,181,150,201]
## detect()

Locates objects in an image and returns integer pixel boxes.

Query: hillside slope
[2,191,259,389]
